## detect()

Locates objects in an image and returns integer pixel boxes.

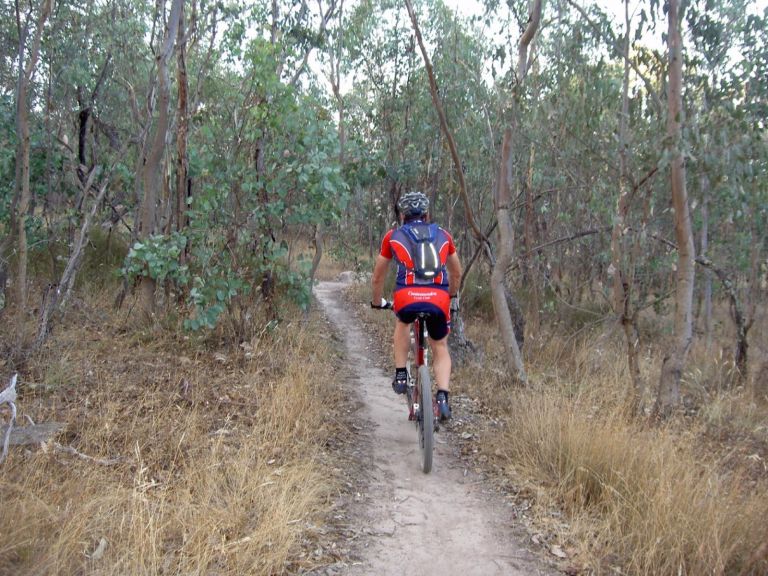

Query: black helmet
[398,191,429,220]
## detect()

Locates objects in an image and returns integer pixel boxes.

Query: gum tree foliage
[0,0,347,333]
[340,0,498,253]
[121,0,349,329]
[0,0,764,364]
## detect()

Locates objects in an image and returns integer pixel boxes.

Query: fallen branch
[51,442,122,466]
[0,373,17,465]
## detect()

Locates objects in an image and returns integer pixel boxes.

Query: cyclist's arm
[371,254,390,304]
[446,252,462,297]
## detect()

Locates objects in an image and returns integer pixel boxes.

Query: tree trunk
[329,0,346,165]
[492,128,527,384]
[700,174,712,352]
[485,0,541,383]
[612,0,645,414]
[655,0,696,419]
[309,224,323,299]
[403,0,485,244]
[137,0,184,319]
[695,256,752,387]
[11,0,53,315]
[523,143,540,335]
[34,178,110,350]
[176,2,190,266]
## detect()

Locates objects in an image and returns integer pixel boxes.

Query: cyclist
[370,191,462,420]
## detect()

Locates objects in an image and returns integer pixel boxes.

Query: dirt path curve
[314,281,552,576]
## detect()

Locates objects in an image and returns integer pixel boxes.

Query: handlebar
[370,293,460,312]
[370,298,393,310]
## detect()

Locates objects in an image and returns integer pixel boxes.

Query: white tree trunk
[655,0,696,418]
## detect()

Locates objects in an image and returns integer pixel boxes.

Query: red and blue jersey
[379,221,456,318]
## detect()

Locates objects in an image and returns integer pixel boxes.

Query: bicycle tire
[417,364,433,473]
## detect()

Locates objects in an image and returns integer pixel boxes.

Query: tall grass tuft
[493,387,767,574]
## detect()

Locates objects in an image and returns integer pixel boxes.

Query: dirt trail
[314,281,552,576]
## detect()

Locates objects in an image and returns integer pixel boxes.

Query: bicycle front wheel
[417,364,433,473]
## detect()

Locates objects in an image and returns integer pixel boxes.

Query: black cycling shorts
[396,305,450,341]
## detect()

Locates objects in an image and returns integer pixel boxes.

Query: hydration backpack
[392,222,442,283]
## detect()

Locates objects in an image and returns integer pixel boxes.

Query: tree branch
[517,0,543,82]
[404,0,488,246]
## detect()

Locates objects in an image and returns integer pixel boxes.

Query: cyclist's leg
[430,335,452,420]
[393,318,410,368]
[429,335,451,392]
[426,310,452,420]
[392,294,416,371]
[392,312,415,394]
[424,309,451,391]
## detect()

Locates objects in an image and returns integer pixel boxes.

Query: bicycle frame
[413,316,428,369]
[407,315,429,421]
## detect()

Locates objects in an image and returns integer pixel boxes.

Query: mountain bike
[372,301,439,474]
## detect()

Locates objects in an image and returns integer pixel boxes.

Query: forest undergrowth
[347,278,768,576]
[0,268,357,575]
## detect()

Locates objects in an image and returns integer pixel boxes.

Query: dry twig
[51,442,122,466]
[0,373,18,465]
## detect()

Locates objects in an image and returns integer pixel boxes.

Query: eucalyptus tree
[155,0,347,327]
[684,0,767,384]
[135,0,184,317]
[8,0,52,316]
[652,0,696,418]
[112,0,348,328]
[488,0,541,384]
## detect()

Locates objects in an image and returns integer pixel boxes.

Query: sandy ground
[314,281,554,576]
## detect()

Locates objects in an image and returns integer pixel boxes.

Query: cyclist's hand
[449,293,460,313]
[370,298,392,310]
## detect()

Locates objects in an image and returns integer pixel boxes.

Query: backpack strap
[402,222,437,243]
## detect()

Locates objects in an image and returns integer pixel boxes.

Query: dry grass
[0,285,348,575]
[461,318,768,575]
[488,388,768,574]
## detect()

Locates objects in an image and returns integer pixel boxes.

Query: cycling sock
[437,389,449,401]
[395,367,408,381]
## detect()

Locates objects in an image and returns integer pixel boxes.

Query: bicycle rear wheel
[417,364,433,473]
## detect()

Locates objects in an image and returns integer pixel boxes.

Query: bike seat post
[416,313,429,368]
